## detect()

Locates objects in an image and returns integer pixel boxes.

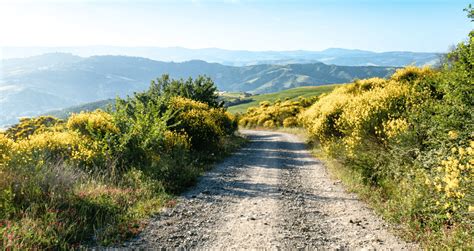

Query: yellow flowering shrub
[299,79,387,143]
[67,110,119,137]
[390,66,434,82]
[300,77,411,154]
[0,134,14,168]
[428,140,474,219]
[338,80,409,152]
[299,88,352,142]
[283,117,298,128]
[382,118,410,139]
[209,109,238,136]
[5,116,64,140]
[168,96,208,111]
[168,96,235,151]
[299,63,473,245]
[263,120,275,128]
[11,130,104,167]
[162,130,190,153]
[240,98,314,128]
[15,131,82,161]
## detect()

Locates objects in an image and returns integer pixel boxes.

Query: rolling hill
[0,53,396,127]
[42,86,339,120]
[226,85,339,114]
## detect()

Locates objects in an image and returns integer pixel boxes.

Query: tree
[464,4,473,22]
[150,74,223,108]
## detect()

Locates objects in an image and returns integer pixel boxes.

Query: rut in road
[123,130,414,249]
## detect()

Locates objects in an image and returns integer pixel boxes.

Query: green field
[227,84,340,114]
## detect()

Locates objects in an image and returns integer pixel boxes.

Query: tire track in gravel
[121,130,416,249]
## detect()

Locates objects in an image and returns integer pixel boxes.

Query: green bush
[0,75,239,248]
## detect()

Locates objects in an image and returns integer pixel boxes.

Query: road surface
[123,130,413,249]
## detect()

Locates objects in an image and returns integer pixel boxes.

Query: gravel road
[123,130,415,249]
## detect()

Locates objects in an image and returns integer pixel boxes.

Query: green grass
[227,85,339,114]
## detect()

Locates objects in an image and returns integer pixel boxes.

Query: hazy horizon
[1,45,446,53]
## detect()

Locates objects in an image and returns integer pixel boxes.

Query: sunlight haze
[0,0,472,52]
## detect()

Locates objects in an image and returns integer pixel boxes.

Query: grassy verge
[308,142,472,248]
[252,126,471,248]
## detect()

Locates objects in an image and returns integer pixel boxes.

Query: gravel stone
[120,130,416,249]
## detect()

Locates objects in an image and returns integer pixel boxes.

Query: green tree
[464,4,473,22]
[150,74,223,108]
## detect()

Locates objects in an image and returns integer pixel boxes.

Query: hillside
[0,53,395,126]
[44,99,115,119]
[227,85,338,114]
[41,86,338,119]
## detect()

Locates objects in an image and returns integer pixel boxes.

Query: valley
[0,53,396,127]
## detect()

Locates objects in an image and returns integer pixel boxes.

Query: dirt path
[123,130,415,249]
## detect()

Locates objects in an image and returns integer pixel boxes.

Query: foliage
[67,110,119,137]
[465,4,473,22]
[228,85,337,114]
[298,57,473,246]
[0,75,240,249]
[297,31,472,246]
[149,74,223,108]
[5,116,64,140]
[168,96,237,153]
[239,97,317,128]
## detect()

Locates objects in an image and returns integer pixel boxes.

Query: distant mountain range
[0,53,397,127]
[1,46,441,67]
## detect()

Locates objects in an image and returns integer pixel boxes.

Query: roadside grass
[249,126,472,248]
[0,134,245,249]
[309,142,472,248]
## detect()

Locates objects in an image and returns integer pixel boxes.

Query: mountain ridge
[1,46,441,67]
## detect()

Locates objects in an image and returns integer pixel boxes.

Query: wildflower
[448,130,459,140]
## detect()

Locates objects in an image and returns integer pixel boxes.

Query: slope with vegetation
[0,55,396,127]
[0,76,240,249]
[45,99,115,119]
[227,85,337,114]
[239,9,473,247]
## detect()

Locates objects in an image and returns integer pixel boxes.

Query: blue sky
[0,0,472,52]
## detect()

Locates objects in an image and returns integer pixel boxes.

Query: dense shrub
[0,75,239,248]
[0,134,14,168]
[5,116,64,140]
[298,33,472,246]
[168,96,235,152]
[149,74,223,108]
[67,110,119,137]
